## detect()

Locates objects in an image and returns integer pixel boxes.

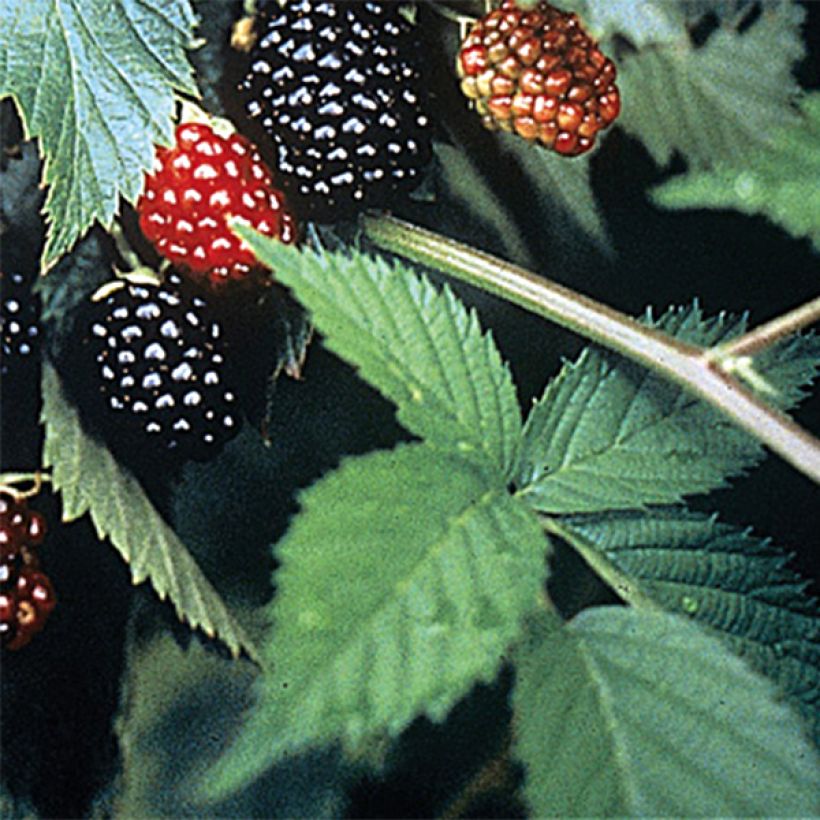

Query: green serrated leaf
[232,225,523,477]
[557,508,820,743]
[516,303,820,513]
[513,608,820,817]
[0,0,198,266]
[615,0,804,168]
[200,443,549,799]
[40,362,258,661]
[652,93,820,253]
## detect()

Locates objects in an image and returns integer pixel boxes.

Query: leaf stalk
[705,295,820,361]
[540,516,663,612]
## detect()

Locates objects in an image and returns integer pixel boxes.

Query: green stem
[707,295,820,361]
[362,214,820,485]
[0,471,51,497]
[428,2,477,27]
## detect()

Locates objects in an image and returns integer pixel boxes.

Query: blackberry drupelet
[240,0,432,222]
[81,273,242,462]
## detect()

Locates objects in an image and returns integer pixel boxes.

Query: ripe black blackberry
[1,269,41,376]
[80,274,242,463]
[240,0,432,222]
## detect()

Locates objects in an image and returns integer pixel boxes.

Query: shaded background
[1,1,818,816]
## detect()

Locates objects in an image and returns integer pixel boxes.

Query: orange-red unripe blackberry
[457,0,620,157]
[137,123,297,286]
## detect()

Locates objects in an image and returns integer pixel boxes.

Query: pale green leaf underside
[560,509,820,742]
[40,363,257,660]
[571,0,686,49]
[497,132,610,250]
[615,1,804,169]
[233,226,522,477]
[0,0,197,265]
[513,608,820,817]
[652,93,820,254]
[202,444,548,800]
[433,142,536,268]
[517,304,820,513]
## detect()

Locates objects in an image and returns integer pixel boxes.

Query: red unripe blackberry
[15,568,56,616]
[25,510,46,546]
[240,0,433,222]
[0,590,17,645]
[0,489,28,561]
[4,593,45,651]
[80,274,242,463]
[137,122,297,287]
[457,0,620,156]
[0,491,56,651]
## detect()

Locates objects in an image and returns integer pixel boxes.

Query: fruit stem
[0,471,51,498]
[110,221,143,273]
[427,2,477,28]
[362,214,820,485]
[705,295,820,362]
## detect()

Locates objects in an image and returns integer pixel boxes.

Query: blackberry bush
[1,2,819,819]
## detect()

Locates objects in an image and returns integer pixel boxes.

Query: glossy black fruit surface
[80,274,242,463]
[240,0,432,222]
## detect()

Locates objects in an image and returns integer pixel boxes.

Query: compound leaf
[558,508,820,743]
[201,443,548,799]
[652,93,820,254]
[0,0,198,266]
[40,362,258,660]
[516,304,820,512]
[232,225,522,477]
[613,0,804,169]
[513,608,820,817]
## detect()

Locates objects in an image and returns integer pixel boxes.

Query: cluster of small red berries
[0,490,56,650]
[137,122,297,287]
[457,0,620,156]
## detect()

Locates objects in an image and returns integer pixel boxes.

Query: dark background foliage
[1,2,818,816]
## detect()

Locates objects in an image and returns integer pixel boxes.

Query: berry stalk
[361,214,820,485]
[706,296,820,362]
